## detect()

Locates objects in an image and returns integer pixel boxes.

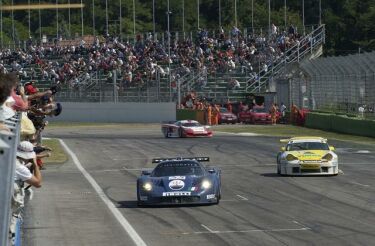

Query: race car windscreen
[181,122,201,127]
[152,162,204,177]
[286,142,330,151]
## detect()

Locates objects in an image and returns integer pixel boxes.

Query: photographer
[15,141,42,188]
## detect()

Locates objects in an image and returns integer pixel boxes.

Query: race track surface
[23,125,375,246]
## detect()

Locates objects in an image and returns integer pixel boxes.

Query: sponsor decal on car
[169,176,186,180]
[140,196,148,201]
[169,180,185,190]
[191,187,197,191]
[206,194,216,199]
[162,192,191,196]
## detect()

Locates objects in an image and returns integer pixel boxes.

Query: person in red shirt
[227,100,233,113]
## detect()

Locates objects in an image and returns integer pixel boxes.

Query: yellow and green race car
[276,137,338,176]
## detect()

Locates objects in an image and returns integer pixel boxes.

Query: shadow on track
[116,200,213,209]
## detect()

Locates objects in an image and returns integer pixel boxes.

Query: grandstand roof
[301,51,375,76]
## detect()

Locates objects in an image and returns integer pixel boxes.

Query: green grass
[213,124,375,145]
[41,139,68,164]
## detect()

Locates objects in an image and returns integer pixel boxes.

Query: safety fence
[0,113,22,246]
[298,51,375,119]
[0,24,317,49]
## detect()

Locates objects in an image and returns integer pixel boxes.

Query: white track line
[236,195,249,201]
[350,181,370,187]
[180,227,310,235]
[293,220,311,230]
[201,224,217,233]
[59,139,147,246]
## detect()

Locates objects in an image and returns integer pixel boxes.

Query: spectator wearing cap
[15,141,42,188]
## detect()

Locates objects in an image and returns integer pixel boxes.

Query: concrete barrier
[48,102,176,123]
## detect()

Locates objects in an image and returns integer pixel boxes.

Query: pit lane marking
[60,139,147,246]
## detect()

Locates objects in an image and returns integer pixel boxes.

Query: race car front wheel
[178,128,184,138]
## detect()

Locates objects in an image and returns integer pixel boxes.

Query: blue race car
[137,157,221,206]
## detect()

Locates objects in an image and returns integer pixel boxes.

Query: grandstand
[1,24,325,106]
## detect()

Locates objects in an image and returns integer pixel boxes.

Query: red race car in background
[161,120,213,138]
[218,107,237,124]
[238,107,278,124]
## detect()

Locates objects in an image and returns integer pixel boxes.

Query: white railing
[246,25,326,93]
[0,114,22,246]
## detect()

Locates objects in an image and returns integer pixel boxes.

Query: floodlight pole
[182,0,185,37]
[235,0,237,27]
[268,0,271,38]
[0,1,2,47]
[120,0,122,40]
[167,0,171,101]
[81,0,84,36]
[219,0,221,28]
[251,0,254,33]
[197,0,200,29]
[153,0,155,35]
[68,0,71,37]
[56,0,59,40]
[319,0,322,26]
[92,0,95,36]
[28,0,31,38]
[284,0,287,29]
[133,0,136,37]
[105,0,108,35]
[302,0,305,35]
[39,0,41,41]
[12,0,15,44]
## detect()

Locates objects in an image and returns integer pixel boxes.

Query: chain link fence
[293,51,375,119]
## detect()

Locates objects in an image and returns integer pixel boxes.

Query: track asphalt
[22,125,375,246]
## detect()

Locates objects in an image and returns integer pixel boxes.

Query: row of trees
[0,0,374,55]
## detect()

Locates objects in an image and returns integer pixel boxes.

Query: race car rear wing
[152,157,210,163]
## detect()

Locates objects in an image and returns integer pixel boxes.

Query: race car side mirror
[280,147,286,151]
[141,170,151,176]
[329,146,335,151]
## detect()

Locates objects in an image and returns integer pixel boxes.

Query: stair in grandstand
[246,25,325,93]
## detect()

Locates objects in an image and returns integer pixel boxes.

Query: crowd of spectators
[0,24,307,95]
[0,72,62,243]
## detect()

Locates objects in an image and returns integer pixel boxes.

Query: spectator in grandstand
[0,74,15,131]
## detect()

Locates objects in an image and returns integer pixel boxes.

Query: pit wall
[176,109,205,124]
[305,112,375,138]
[48,102,176,123]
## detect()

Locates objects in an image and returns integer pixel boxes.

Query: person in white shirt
[15,141,42,188]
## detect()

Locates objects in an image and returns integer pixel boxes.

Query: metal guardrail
[0,114,21,246]
[246,25,326,93]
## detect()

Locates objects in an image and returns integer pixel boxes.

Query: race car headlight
[143,182,152,191]
[322,153,333,162]
[201,180,212,189]
[286,154,299,161]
